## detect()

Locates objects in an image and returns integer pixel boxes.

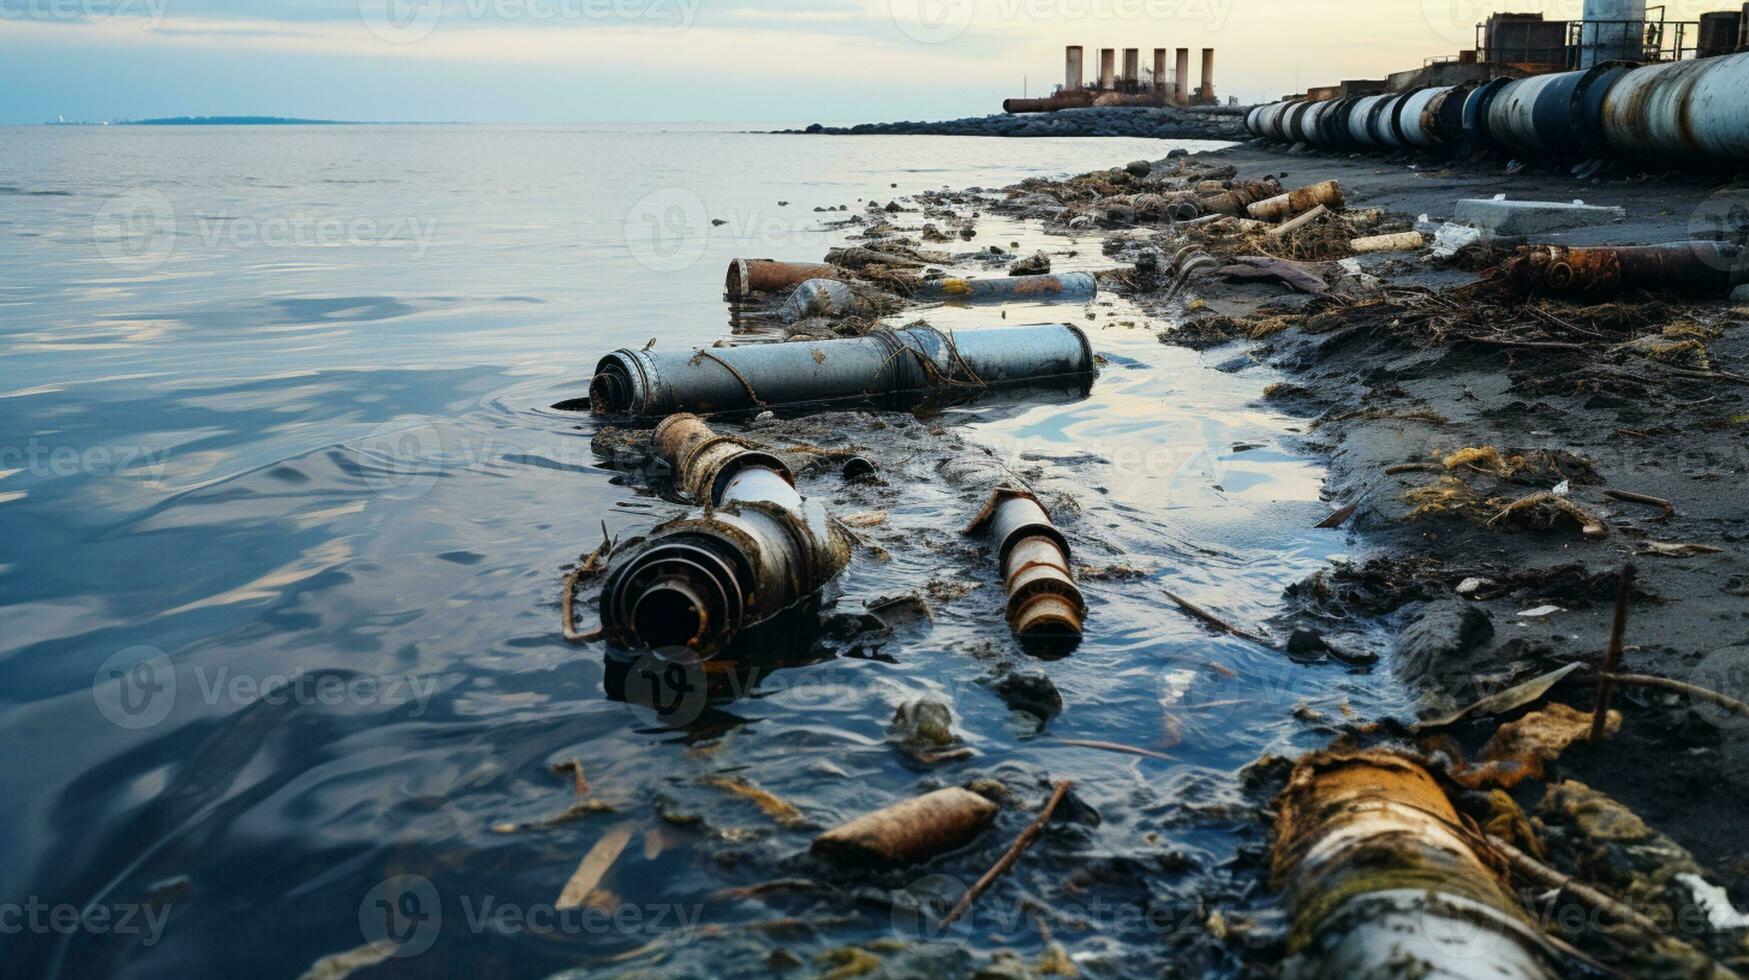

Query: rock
[1731,283,1749,304]
[986,667,1062,723]
[1452,198,1626,237]
[1167,147,1188,158]
[1395,602,1495,684]
[889,698,955,752]
[1322,633,1380,666]
[1008,251,1051,276]
[1287,629,1327,656]
[1125,159,1152,177]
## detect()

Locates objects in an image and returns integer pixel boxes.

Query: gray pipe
[1602,51,1749,161]
[596,414,851,658]
[589,322,1097,418]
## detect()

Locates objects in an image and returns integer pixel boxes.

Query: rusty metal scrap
[589,322,1097,418]
[594,414,852,658]
[725,259,838,298]
[1501,242,1748,296]
[964,488,1085,642]
[1272,750,1561,979]
[919,272,1097,302]
[1247,180,1345,222]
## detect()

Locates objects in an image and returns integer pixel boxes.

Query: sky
[0,0,1739,124]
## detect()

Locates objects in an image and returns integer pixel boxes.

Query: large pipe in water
[596,414,852,657]
[1273,751,1561,979]
[1601,51,1749,161]
[589,322,1097,418]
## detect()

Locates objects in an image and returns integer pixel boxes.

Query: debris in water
[811,787,999,867]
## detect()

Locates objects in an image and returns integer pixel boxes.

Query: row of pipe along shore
[1245,49,1749,165]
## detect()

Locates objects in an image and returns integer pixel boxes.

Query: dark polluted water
[0,124,1408,977]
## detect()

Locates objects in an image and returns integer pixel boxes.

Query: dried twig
[1603,489,1675,518]
[1486,834,1669,937]
[1583,672,1749,719]
[1590,565,1637,742]
[1385,463,1443,476]
[1054,738,1174,761]
[939,780,1072,928]
[1314,502,1357,529]
[1163,589,1272,646]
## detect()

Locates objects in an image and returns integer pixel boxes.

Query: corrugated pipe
[964,488,1085,642]
[589,322,1097,418]
[596,414,852,657]
[1273,750,1563,979]
[725,259,838,299]
[918,272,1096,303]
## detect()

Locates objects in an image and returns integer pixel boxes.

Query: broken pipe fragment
[594,414,851,658]
[918,272,1097,303]
[589,323,1096,418]
[1502,242,1748,296]
[724,258,839,299]
[1247,180,1345,222]
[1272,750,1561,979]
[811,787,999,867]
[964,487,1085,644]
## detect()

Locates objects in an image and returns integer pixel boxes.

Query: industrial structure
[1003,45,1219,113]
[1245,0,1749,165]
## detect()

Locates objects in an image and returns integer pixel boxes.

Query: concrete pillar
[1200,47,1215,102]
[1174,47,1190,103]
[1099,48,1116,90]
[1121,48,1138,91]
[1152,48,1168,104]
[1065,45,1083,92]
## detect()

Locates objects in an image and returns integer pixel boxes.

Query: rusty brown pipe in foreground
[965,488,1085,641]
[1247,180,1345,222]
[1273,750,1560,979]
[725,259,839,299]
[1503,242,1748,296]
[595,414,851,658]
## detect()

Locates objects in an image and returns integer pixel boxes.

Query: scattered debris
[938,780,1073,928]
[811,788,999,867]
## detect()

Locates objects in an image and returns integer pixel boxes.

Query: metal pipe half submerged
[589,323,1097,418]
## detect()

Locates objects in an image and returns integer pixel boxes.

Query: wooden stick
[1603,489,1675,518]
[1314,502,1357,529]
[1585,672,1749,719]
[1486,834,1668,937]
[1163,589,1272,646]
[1268,204,1329,238]
[1590,564,1637,742]
[939,780,1072,928]
[1055,738,1174,761]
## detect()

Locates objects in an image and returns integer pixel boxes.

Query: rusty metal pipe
[1273,750,1560,979]
[725,259,838,298]
[1504,242,1748,295]
[1248,180,1345,222]
[1602,50,1749,161]
[590,322,1097,418]
[966,488,1084,641]
[597,414,851,657]
[918,272,1096,303]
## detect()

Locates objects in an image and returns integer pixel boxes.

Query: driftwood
[1590,565,1637,742]
[811,788,997,867]
[1164,589,1272,646]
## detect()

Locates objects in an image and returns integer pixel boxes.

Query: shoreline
[776,105,1247,141]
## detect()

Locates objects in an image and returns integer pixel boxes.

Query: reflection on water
[0,124,1405,978]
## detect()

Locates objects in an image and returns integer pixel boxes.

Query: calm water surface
[0,124,1405,978]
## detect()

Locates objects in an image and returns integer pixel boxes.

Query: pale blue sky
[2,0,1740,123]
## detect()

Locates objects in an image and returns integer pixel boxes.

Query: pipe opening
[632,579,708,650]
[724,259,747,297]
[589,362,634,415]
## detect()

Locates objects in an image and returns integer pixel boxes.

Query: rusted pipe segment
[965,488,1085,639]
[1397,86,1452,147]
[589,322,1096,418]
[1521,242,1746,295]
[1603,51,1749,161]
[725,259,837,299]
[919,272,1096,303]
[1427,80,1480,145]
[811,788,999,867]
[598,416,851,657]
[1248,180,1345,222]
[1273,751,1558,978]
